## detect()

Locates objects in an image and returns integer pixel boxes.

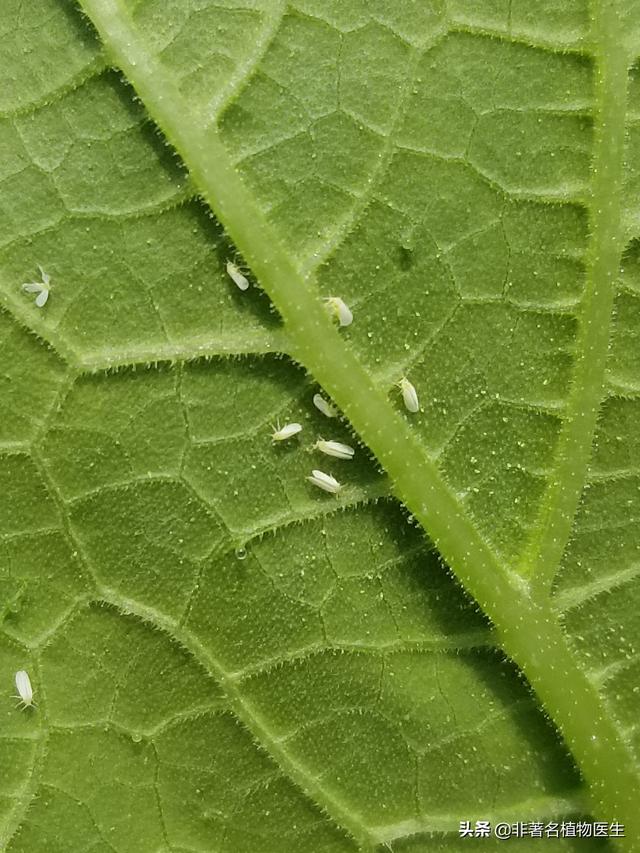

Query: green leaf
[0,1,638,851]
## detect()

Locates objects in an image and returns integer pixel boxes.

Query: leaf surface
[0,1,639,851]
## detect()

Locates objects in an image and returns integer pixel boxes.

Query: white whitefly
[226,260,249,291]
[22,266,51,307]
[14,670,35,709]
[324,296,353,327]
[398,377,419,413]
[313,393,338,418]
[271,422,303,442]
[314,439,355,460]
[307,469,342,494]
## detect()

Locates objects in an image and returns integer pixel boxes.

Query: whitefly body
[314,439,355,460]
[324,296,353,327]
[22,266,51,307]
[313,393,338,418]
[271,422,302,442]
[226,260,249,291]
[307,469,342,494]
[14,670,35,709]
[398,377,419,413]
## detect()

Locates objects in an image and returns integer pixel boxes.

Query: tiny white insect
[324,296,353,327]
[314,439,355,460]
[313,393,338,418]
[226,259,249,291]
[271,422,303,442]
[307,469,342,494]
[398,376,420,413]
[22,266,51,308]
[13,670,35,710]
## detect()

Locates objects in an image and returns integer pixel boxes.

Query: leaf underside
[0,1,639,851]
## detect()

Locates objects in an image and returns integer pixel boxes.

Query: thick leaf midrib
[76,1,640,848]
[78,0,521,632]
